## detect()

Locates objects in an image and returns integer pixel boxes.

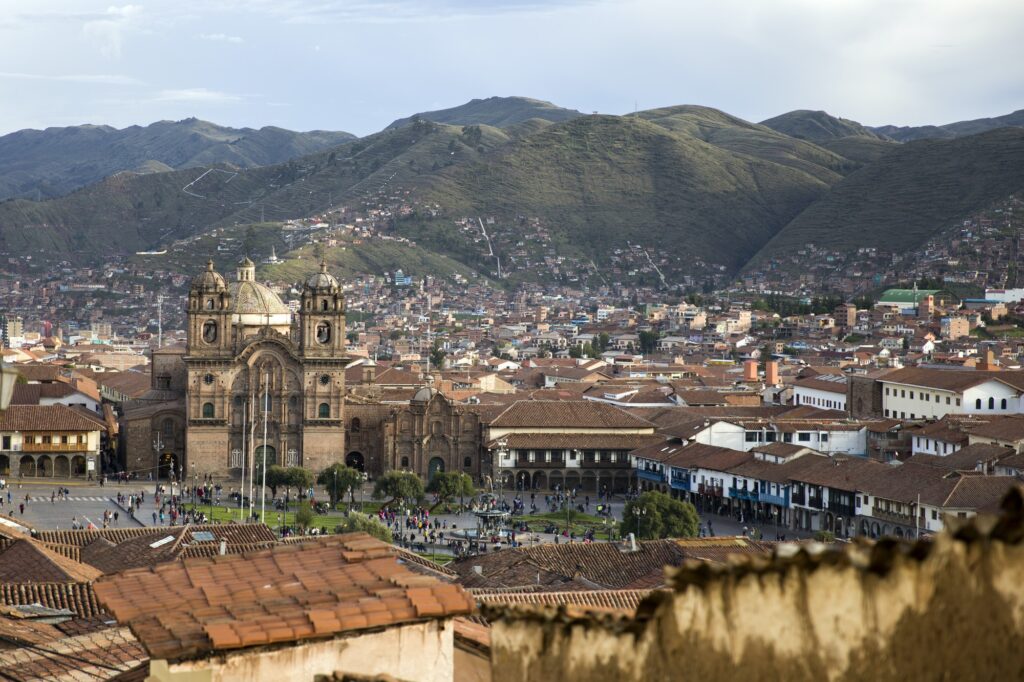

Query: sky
[0,0,1021,136]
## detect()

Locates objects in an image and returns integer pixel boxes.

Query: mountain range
[0,97,1021,284]
[0,119,355,200]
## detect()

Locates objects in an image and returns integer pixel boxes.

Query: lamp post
[359,472,367,511]
[152,434,164,498]
[333,469,338,510]
[632,505,647,540]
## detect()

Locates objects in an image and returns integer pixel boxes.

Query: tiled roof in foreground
[94,533,474,663]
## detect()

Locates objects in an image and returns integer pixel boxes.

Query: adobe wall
[489,503,1024,682]
[847,375,882,418]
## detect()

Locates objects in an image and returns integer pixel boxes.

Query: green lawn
[181,503,345,532]
[510,510,615,537]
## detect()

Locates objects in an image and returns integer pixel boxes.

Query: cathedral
[123,258,351,480]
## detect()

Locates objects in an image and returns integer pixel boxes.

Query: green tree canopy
[317,464,365,506]
[619,491,699,540]
[285,467,314,499]
[426,471,475,509]
[638,330,660,355]
[264,465,290,498]
[372,471,425,506]
[294,501,315,530]
[337,514,393,543]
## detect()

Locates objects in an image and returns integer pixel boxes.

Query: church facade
[123,258,351,480]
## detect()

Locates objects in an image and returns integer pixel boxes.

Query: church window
[464,456,472,468]
[318,403,330,418]
[203,373,215,385]
[316,322,331,344]
[234,395,243,407]
[289,395,298,408]
[432,421,443,435]
[156,375,171,390]
[401,456,410,468]
[351,418,361,432]
[206,298,214,310]
[321,299,329,311]
[202,320,218,343]
[319,374,331,386]
[162,419,173,437]
[202,403,214,419]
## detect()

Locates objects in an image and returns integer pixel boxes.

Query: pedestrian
[19,503,24,515]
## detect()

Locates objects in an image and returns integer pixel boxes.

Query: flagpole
[261,370,269,524]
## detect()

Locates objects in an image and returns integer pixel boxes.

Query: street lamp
[632,505,647,540]
[152,434,164,497]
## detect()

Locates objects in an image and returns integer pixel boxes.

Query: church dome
[192,260,226,291]
[305,260,340,291]
[412,386,438,403]
[228,280,291,316]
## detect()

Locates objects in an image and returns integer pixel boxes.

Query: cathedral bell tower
[299,260,346,357]
[187,260,232,356]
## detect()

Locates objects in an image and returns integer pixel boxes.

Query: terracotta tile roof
[0,404,106,432]
[489,401,654,429]
[879,367,1024,393]
[967,415,1024,442]
[472,588,656,614]
[93,533,475,662]
[488,433,663,451]
[0,583,104,619]
[452,615,491,650]
[0,625,147,682]
[35,523,276,549]
[448,537,772,590]
[0,539,103,583]
[911,444,1015,471]
[277,536,458,580]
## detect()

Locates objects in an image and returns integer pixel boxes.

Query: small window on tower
[202,403,214,419]
[318,403,330,418]
[206,298,215,310]
[202,320,217,343]
[321,299,329,311]
[316,322,331,344]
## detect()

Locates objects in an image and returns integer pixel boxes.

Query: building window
[464,456,472,468]
[820,433,829,442]
[321,299,329,311]
[885,409,890,417]
[1002,399,1008,410]
[910,391,915,399]
[162,419,173,437]
[798,433,811,442]
[989,397,995,410]
[901,390,906,398]
[202,403,214,419]
[976,398,983,410]
[956,399,961,406]
[885,387,890,396]
[202,320,218,343]
[745,432,758,442]
[401,456,409,467]
[946,397,951,405]
[350,418,361,432]
[318,403,330,418]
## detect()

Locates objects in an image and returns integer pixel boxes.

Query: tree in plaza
[372,471,425,506]
[337,513,393,542]
[264,465,290,498]
[294,501,315,530]
[638,330,660,355]
[619,491,699,540]
[285,467,314,500]
[426,471,475,511]
[317,464,365,507]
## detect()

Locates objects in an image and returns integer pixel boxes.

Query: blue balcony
[729,487,760,502]
[760,490,789,507]
[637,469,665,484]
[669,474,690,492]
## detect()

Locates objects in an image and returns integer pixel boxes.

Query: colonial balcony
[697,483,724,497]
[21,442,88,453]
[871,506,916,526]
[728,487,760,502]
[637,469,665,483]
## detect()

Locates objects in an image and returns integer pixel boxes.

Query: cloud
[200,32,243,43]
[82,4,143,58]
[154,88,243,103]
[0,71,143,85]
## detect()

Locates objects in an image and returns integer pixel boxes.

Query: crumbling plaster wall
[490,510,1024,681]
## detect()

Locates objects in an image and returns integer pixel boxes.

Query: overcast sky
[0,0,1021,136]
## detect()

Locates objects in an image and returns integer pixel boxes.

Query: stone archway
[345,452,365,471]
[71,456,86,476]
[516,471,530,491]
[532,471,547,490]
[582,471,596,492]
[428,457,445,480]
[20,456,35,477]
[38,456,53,477]
[565,471,581,493]
[549,471,564,492]
[54,456,70,478]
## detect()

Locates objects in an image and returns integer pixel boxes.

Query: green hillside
[403,114,832,270]
[872,109,1024,142]
[386,96,582,130]
[0,118,355,200]
[760,110,889,142]
[750,127,1024,262]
